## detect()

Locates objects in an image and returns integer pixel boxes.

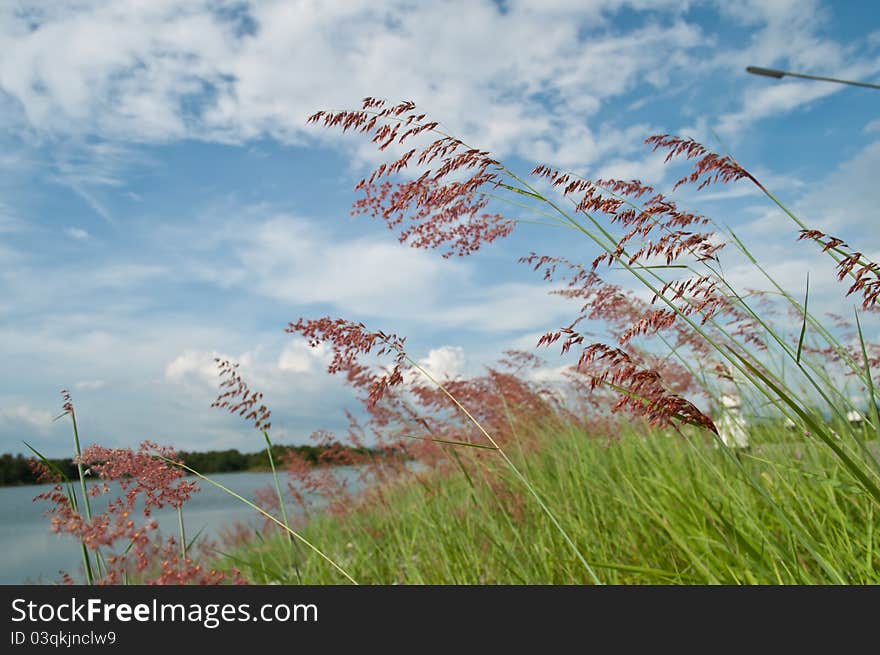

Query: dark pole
[746,66,880,90]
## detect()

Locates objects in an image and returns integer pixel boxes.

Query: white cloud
[714,0,840,66]
[159,342,360,445]
[704,0,880,138]
[0,256,170,322]
[168,211,591,334]
[165,349,247,391]
[0,404,55,436]
[416,345,466,381]
[0,1,709,168]
[524,363,573,388]
[436,282,576,332]
[723,252,837,298]
[64,227,89,240]
[507,331,551,352]
[49,141,154,225]
[594,149,670,185]
[278,341,329,373]
[89,263,168,290]
[0,0,872,201]
[716,81,837,137]
[786,140,880,237]
[236,215,460,317]
[73,379,104,390]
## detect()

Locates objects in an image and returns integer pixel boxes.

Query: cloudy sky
[2,0,879,456]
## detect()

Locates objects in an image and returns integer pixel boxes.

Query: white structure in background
[712,362,750,449]
[718,391,750,449]
[846,409,864,426]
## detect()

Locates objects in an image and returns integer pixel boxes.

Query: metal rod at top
[746,66,880,90]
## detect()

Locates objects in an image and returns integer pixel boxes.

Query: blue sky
[1,0,879,456]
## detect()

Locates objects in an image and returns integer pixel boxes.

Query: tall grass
[228,416,880,584]
[265,97,880,583]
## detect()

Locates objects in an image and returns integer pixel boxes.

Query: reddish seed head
[797,229,880,310]
[574,343,717,434]
[211,359,272,432]
[79,441,196,510]
[309,99,515,258]
[34,441,208,584]
[285,317,408,407]
[645,135,753,191]
[60,389,74,415]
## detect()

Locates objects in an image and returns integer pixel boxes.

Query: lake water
[0,468,365,584]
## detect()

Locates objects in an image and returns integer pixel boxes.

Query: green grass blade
[399,433,499,450]
[155,454,358,584]
[796,273,809,364]
[25,441,95,584]
[24,442,72,484]
[496,182,545,200]
[186,525,206,553]
[854,310,880,444]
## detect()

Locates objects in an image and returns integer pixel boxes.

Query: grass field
[226,416,880,585]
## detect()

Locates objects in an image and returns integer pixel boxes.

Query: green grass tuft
[227,419,880,584]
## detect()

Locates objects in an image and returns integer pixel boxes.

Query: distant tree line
[0,453,78,487]
[0,443,377,487]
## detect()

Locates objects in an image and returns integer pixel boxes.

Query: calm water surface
[0,468,365,584]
